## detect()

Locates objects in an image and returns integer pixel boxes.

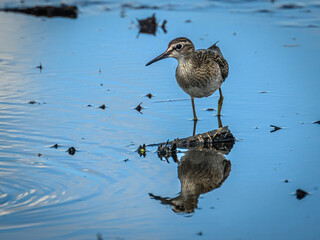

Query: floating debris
[28,100,37,104]
[157,140,178,163]
[50,144,59,149]
[98,104,106,110]
[270,125,282,133]
[205,108,215,111]
[279,4,304,10]
[37,153,42,157]
[1,4,78,18]
[137,144,146,157]
[135,102,143,113]
[259,91,268,93]
[137,14,167,36]
[197,232,203,236]
[313,120,320,124]
[283,179,290,183]
[96,233,103,240]
[36,63,42,71]
[185,19,192,23]
[150,127,235,154]
[161,20,167,34]
[256,9,274,13]
[68,147,76,155]
[145,93,153,99]
[137,14,157,35]
[122,3,159,10]
[123,158,129,162]
[296,189,309,200]
[87,104,93,107]
[28,100,46,105]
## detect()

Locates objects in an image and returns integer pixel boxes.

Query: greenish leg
[193,118,198,136]
[191,97,198,121]
[217,88,224,117]
[217,115,223,128]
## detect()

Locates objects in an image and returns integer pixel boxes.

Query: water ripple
[0,154,109,229]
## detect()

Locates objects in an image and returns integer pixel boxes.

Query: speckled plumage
[146,37,229,119]
[175,40,229,98]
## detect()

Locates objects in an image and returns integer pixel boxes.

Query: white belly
[180,76,223,98]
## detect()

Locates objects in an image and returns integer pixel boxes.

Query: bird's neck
[176,52,194,66]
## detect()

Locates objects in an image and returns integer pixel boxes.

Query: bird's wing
[205,50,229,81]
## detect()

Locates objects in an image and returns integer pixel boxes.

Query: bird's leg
[217,114,223,128]
[217,88,224,117]
[193,118,198,136]
[191,97,198,121]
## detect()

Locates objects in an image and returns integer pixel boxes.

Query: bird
[146,37,229,121]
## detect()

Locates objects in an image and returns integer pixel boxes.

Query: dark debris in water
[284,179,290,183]
[123,158,129,162]
[151,127,235,158]
[2,4,78,18]
[279,4,304,10]
[137,14,167,36]
[87,104,93,107]
[135,102,143,114]
[37,153,42,157]
[185,19,192,23]
[205,108,215,111]
[98,104,106,110]
[161,20,167,34]
[296,189,309,200]
[197,231,203,236]
[313,120,320,124]
[36,63,42,71]
[270,125,282,133]
[137,14,156,35]
[157,140,178,163]
[145,93,153,99]
[50,144,59,149]
[68,147,76,155]
[137,144,146,157]
[28,100,46,105]
[256,9,274,13]
[96,233,103,240]
[122,3,160,10]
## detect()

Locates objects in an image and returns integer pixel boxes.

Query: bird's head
[146,37,195,66]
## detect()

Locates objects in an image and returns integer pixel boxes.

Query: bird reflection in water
[149,130,234,214]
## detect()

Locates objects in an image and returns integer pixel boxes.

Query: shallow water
[0,0,319,239]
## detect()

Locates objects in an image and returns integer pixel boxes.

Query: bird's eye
[176,44,182,50]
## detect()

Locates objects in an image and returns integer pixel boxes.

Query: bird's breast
[175,60,223,98]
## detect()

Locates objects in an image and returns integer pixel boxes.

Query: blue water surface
[0,0,319,239]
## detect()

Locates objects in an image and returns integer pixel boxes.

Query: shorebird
[146,37,229,121]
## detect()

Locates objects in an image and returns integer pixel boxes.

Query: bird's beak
[146,50,170,66]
